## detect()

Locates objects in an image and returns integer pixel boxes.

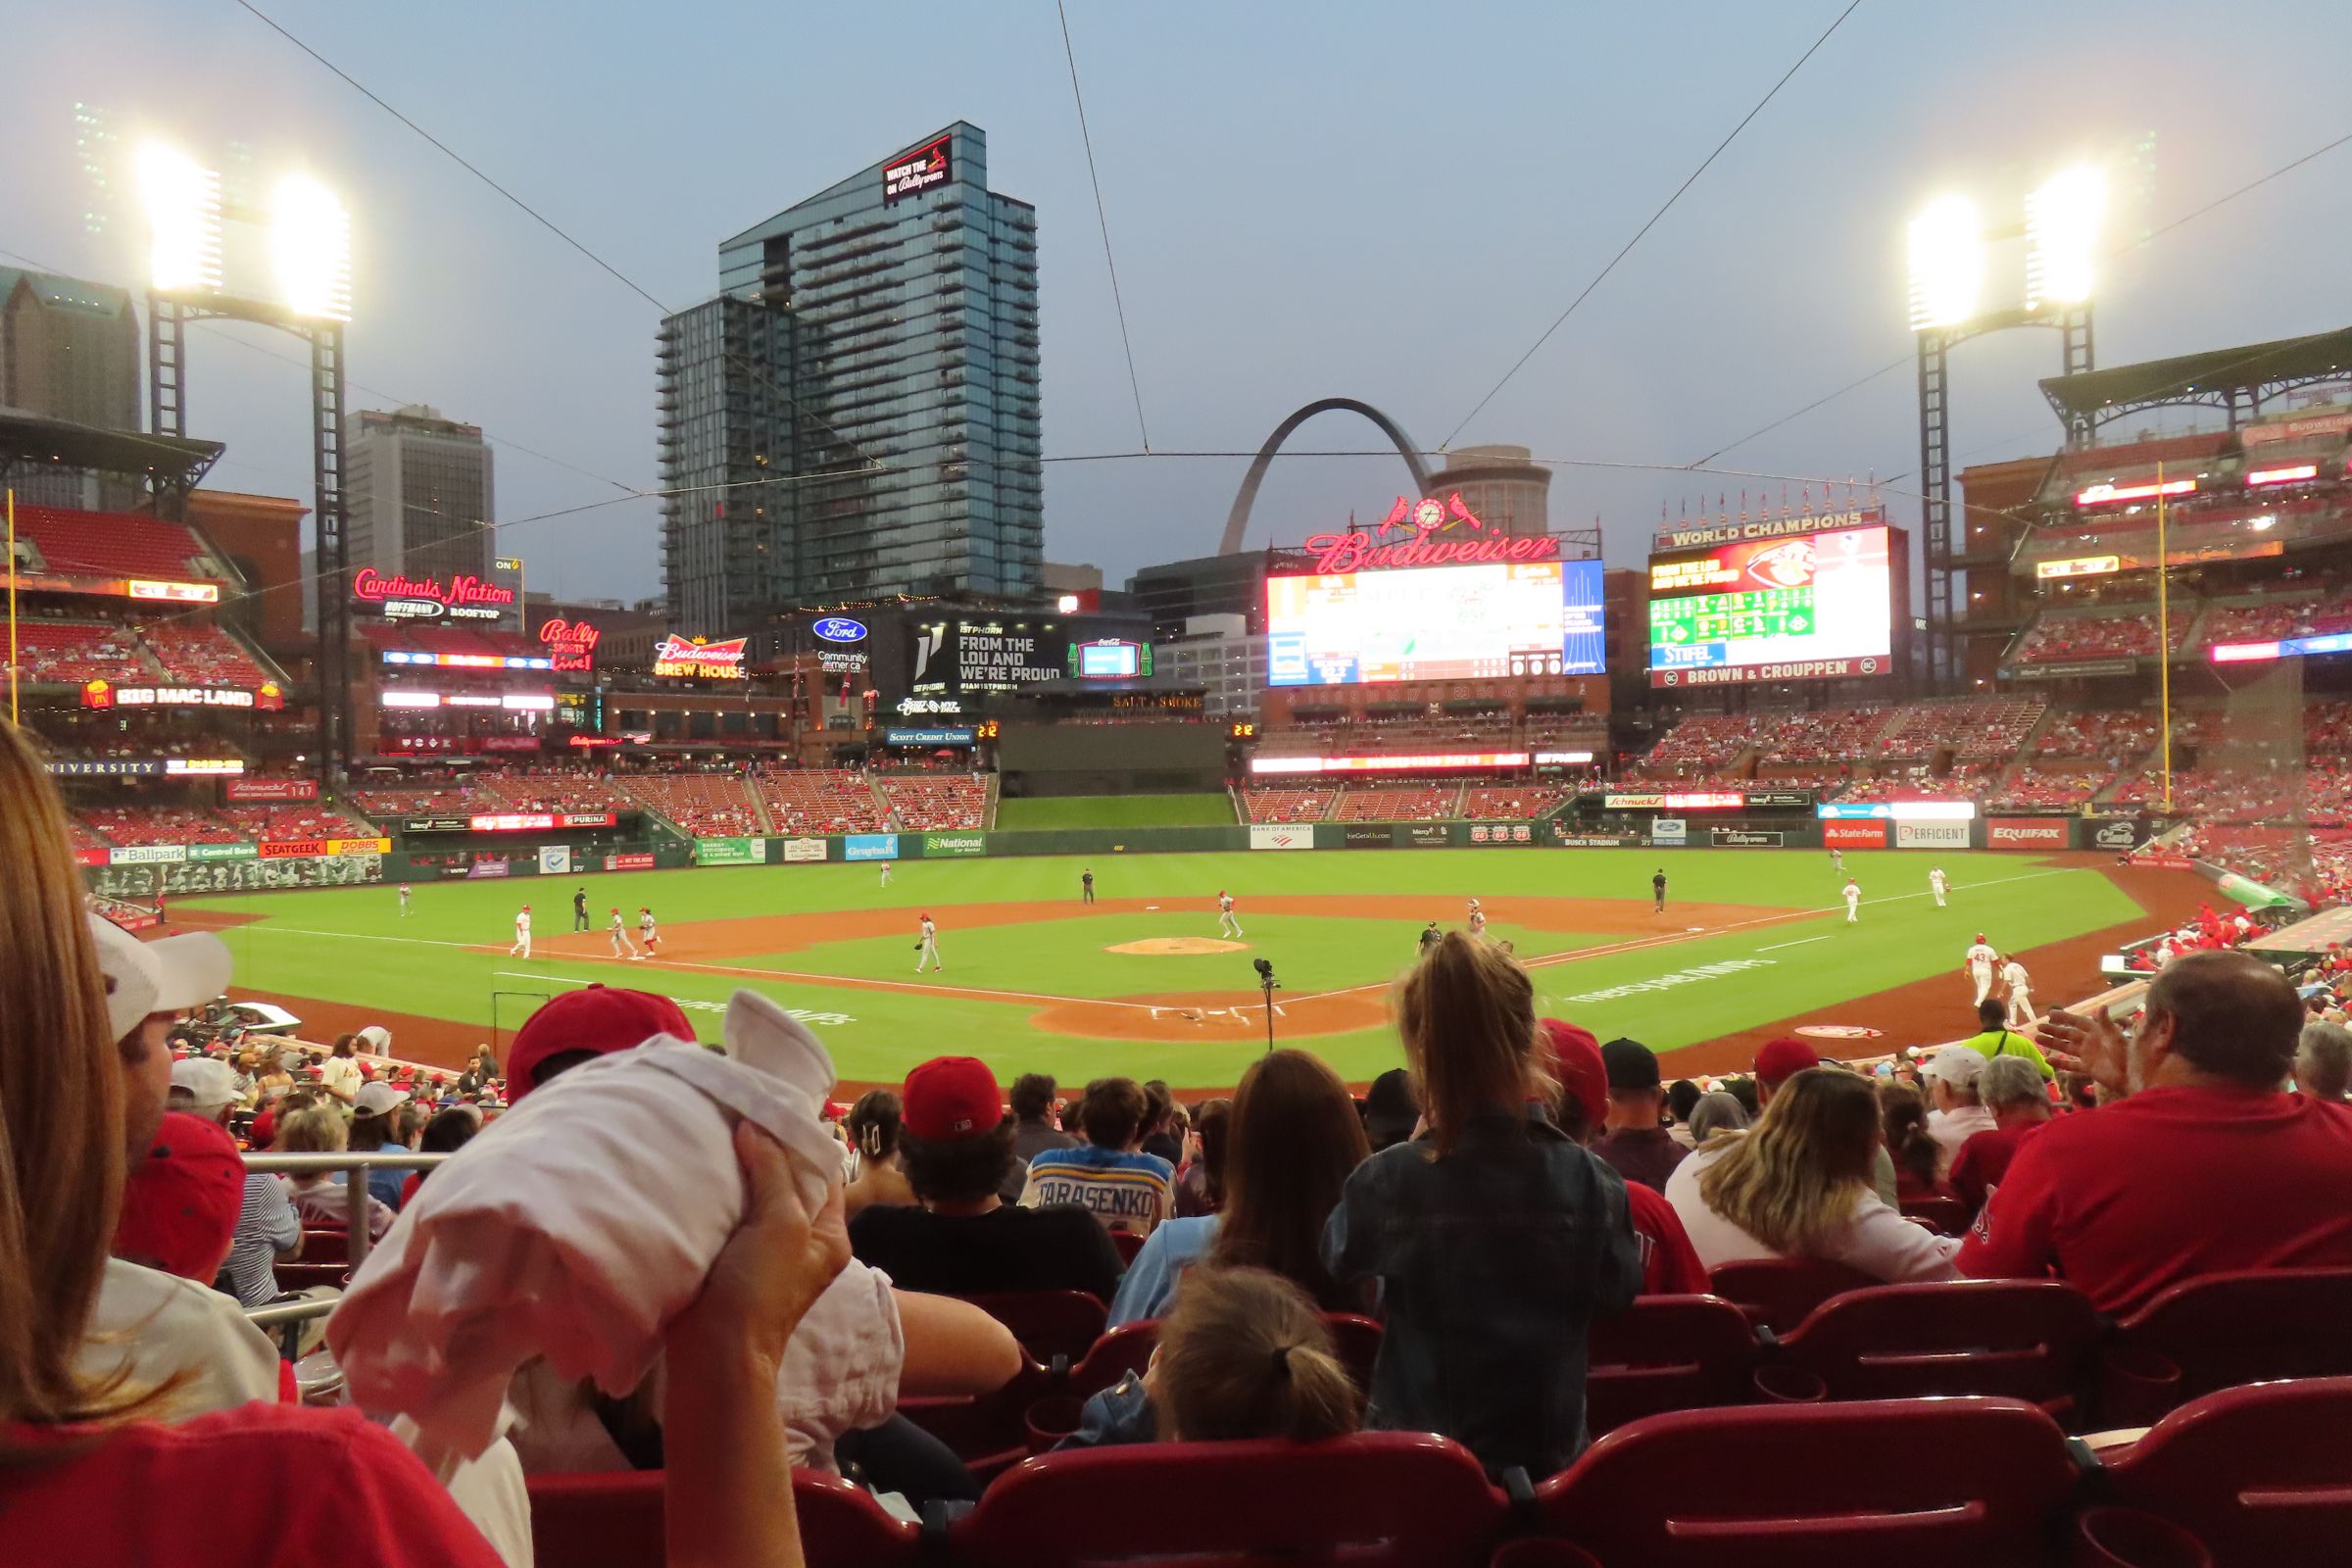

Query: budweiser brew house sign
[353,568,516,622]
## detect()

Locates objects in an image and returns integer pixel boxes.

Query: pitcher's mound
[1107,937,1248,956]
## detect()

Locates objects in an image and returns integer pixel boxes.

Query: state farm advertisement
[1986,818,2069,849]
[1823,822,1886,849]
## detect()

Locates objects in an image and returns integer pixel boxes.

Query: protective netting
[2192,659,2314,902]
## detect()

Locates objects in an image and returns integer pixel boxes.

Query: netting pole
[6,488,17,724]
[2156,462,2173,815]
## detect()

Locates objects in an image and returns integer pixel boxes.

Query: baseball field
[172,846,2214,1092]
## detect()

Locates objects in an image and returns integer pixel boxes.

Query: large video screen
[1266,559,1604,686]
[1646,525,1892,686]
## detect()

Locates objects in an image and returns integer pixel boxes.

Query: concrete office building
[659,122,1042,631]
[1433,444,1550,537]
[0,267,139,433]
[344,405,497,585]
[1158,612,1265,717]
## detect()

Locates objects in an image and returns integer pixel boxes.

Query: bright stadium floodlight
[137,142,222,294]
[2025,165,2105,310]
[1905,195,1983,330]
[272,173,352,320]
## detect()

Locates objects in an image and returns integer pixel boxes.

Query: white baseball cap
[170,1055,242,1111]
[87,915,232,1043]
[1921,1046,1985,1089]
[354,1081,412,1117]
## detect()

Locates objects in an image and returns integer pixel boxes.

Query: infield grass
[176,848,2146,1088]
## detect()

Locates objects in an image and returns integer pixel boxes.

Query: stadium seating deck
[214,805,375,841]
[1243,787,1332,823]
[757,768,885,835]
[612,772,760,838]
[10,504,217,579]
[879,775,987,830]
[11,619,151,685]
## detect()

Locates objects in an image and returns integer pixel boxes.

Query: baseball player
[609,907,640,959]
[1217,889,1245,939]
[1466,898,1487,939]
[1652,868,1667,912]
[509,905,532,958]
[879,859,894,890]
[2000,956,2034,1026]
[1831,847,1846,875]
[398,883,412,918]
[1964,933,1999,1005]
[1929,865,1949,907]
[638,906,661,958]
[915,911,943,973]
[1842,878,1862,923]
[572,887,590,932]
[1081,867,1096,906]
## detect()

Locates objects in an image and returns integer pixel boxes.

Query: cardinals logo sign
[1740,538,1816,590]
[652,634,749,680]
[1375,492,1486,538]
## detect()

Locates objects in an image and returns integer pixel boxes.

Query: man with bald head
[1958,951,2352,1312]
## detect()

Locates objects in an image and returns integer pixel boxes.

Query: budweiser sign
[1301,491,1561,573]
[538,616,601,674]
[653,634,749,680]
[353,567,515,622]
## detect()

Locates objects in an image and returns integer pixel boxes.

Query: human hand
[2038,1007,2128,1096]
[665,1119,850,1374]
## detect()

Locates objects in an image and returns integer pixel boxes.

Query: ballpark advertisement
[844,834,901,861]
[1249,824,1314,851]
[695,837,769,866]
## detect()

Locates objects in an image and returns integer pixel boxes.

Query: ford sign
[812,617,868,644]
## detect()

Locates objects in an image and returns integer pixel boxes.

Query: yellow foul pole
[2156,461,2172,814]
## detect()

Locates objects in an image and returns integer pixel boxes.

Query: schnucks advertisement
[696,837,769,866]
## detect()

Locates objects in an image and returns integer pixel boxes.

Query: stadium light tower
[142,141,356,785]
[1907,167,2102,686]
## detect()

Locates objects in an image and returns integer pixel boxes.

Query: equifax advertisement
[1647,525,1892,686]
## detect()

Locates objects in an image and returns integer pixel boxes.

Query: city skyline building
[343,403,497,586]
[660,122,1042,632]
[1431,444,1551,538]
[0,266,140,432]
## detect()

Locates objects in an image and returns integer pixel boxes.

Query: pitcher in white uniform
[1217,889,1244,939]
[1929,866,1949,907]
[1842,879,1862,923]
[2001,957,2034,1026]
[915,912,943,973]
[1964,934,1999,1004]
[509,905,532,958]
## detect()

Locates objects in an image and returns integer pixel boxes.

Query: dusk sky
[6,0,2346,604]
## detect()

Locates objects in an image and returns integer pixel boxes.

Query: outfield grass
[993,793,1237,829]
[180,848,2145,1090]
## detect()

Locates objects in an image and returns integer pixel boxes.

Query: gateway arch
[1217,398,1434,556]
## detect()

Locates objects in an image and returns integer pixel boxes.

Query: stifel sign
[1301,492,1560,574]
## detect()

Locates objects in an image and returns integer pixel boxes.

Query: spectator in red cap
[169,1057,301,1308]
[1540,1021,1707,1297]
[505,985,694,1101]
[849,1056,1123,1301]
[1961,952,2352,1312]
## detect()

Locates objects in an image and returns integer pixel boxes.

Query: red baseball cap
[508,985,694,1101]
[903,1056,1004,1142]
[115,1111,243,1283]
[1540,1019,1609,1128]
[1754,1036,1823,1087]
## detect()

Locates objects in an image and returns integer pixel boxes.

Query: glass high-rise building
[659,122,1042,632]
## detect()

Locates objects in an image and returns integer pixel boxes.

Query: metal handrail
[246,1152,449,1270]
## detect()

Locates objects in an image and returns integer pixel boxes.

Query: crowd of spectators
[2011,607,2194,665]
[877,775,988,831]
[1330,784,1459,822]
[1242,786,1331,823]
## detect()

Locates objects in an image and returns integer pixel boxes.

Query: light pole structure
[1907,171,2104,686]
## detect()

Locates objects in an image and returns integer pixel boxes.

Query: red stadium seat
[1705,1257,1881,1334]
[897,1359,1056,1474]
[2092,1376,2352,1568]
[299,1229,348,1264]
[1764,1280,2101,1423]
[2101,1267,2352,1425]
[1534,1397,2079,1567]
[1067,1313,1382,1401]
[273,1261,349,1292]
[958,1291,1109,1366]
[1111,1230,1146,1265]
[1584,1294,1758,1436]
[524,1469,918,1568]
[946,1433,1505,1568]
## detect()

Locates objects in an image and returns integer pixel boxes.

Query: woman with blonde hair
[0,717,845,1567]
[1321,932,1640,1477]
[1664,1066,1960,1280]
[1152,1266,1363,1443]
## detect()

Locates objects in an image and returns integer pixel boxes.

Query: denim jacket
[1320,1103,1640,1477]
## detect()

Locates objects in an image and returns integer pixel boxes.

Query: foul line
[1756,935,1832,953]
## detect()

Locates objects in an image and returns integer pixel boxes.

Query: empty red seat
[1535,1397,2078,1567]
[1898,1194,1971,1236]
[299,1229,349,1264]
[525,1469,918,1568]
[1705,1257,1881,1334]
[2093,1376,2352,1568]
[2102,1268,2352,1424]
[947,1433,1505,1568]
[1585,1294,1758,1436]
[1765,1279,2100,1422]
[959,1290,1109,1367]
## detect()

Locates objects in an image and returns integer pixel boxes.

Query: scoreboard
[1645,516,1898,688]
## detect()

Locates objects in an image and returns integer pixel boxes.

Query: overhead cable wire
[1440,0,1865,449]
[1055,0,1152,452]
